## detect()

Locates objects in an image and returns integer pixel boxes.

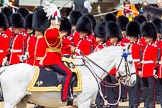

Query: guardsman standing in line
[117,15,130,45]
[60,17,73,56]
[139,22,158,108]
[23,14,37,65]
[105,21,123,108]
[0,13,9,66]
[74,16,94,55]
[69,10,82,34]
[152,18,162,106]
[117,15,129,102]
[126,21,141,108]
[133,14,147,102]
[9,13,27,65]
[32,8,48,66]
[93,22,107,107]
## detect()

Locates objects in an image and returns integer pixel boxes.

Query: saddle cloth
[27,57,82,92]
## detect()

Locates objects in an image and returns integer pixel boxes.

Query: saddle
[27,56,82,92]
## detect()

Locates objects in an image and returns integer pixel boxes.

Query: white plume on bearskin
[43,1,61,24]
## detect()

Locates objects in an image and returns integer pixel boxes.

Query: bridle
[116,48,136,85]
[78,45,136,87]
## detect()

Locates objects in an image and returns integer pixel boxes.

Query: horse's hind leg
[16,99,27,108]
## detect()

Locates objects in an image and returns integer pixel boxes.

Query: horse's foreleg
[4,103,15,108]
[16,99,27,108]
[78,99,91,108]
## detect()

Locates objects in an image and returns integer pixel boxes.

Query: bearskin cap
[1,7,13,26]
[117,15,129,31]
[106,21,122,41]
[134,15,147,24]
[16,7,29,18]
[152,18,162,34]
[59,17,72,36]
[0,13,8,30]
[32,8,50,33]
[103,13,116,23]
[83,13,96,31]
[94,22,106,39]
[141,22,157,41]
[10,13,24,28]
[126,21,141,37]
[76,16,92,35]
[69,10,82,25]
[24,14,33,29]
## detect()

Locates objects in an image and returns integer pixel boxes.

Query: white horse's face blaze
[116,48,136,87]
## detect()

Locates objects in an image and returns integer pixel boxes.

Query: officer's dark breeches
[51,61,72,101]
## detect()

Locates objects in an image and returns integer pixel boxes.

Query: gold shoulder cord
[44,29,62,49]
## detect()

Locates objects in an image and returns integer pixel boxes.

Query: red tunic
[94,42,106,52]
[9,32,27,64]
[33,36,47,66]
[130,41,141,75]
[139,43,157,77]
[24,35,37,65]
[42,28,62,65]
[61,35,73,55]
[154,40,162,78]
[0,32,9,65]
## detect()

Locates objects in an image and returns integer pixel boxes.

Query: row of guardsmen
[0,6,161,108]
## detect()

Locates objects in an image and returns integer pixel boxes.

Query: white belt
[143,60,154,64]
[10,49,22,53]
[0,50,4,53]
[133,59,140,62]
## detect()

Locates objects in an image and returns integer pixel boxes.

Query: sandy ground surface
[0,101,160,108]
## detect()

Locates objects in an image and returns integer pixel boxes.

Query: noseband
[116,48,136,84]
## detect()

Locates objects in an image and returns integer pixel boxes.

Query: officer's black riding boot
[67,75,75,106]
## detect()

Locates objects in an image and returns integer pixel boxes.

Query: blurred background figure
[117,0,139,20]
[157,0,162,8]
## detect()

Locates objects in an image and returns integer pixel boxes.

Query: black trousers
[128,76,140,107]
[142,77,156,108]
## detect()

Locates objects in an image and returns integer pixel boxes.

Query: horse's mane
[88,46,123,61]
[143,6,162,21]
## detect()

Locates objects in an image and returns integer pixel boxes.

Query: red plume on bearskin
[141,22,157,41]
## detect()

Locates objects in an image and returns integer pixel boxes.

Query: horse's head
[115,45,136,87]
